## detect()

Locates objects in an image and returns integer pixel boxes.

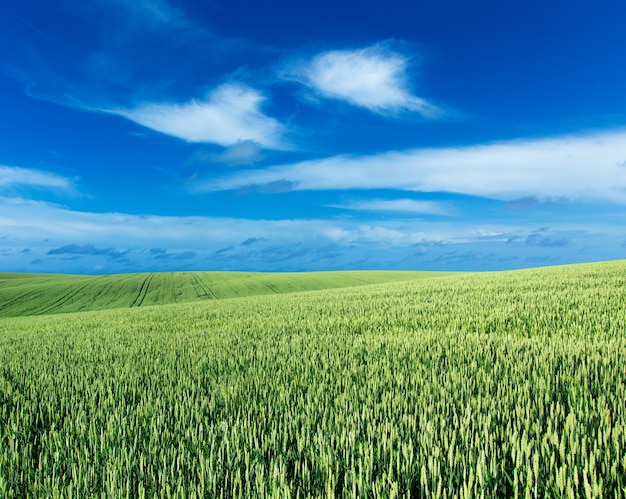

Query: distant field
[0,270,449,317]
[1,261,625,497]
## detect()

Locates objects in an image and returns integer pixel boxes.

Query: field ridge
[0,270,452,318]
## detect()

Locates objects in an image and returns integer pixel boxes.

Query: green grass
[1,261,625,497]
[0,270,450,318]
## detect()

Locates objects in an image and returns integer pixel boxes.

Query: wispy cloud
[525,228,569,248]
[241,237,265,247]
[152,249,197,260]
[505,196,539,210]
[103,0,190,29]
[48,244,127,259]
[111,84,287,148]
[6,4,274,146]
[329,198,451,216]
[232,180,297,194]
[202,129,626,203]
[284,43,439,116]
[0,165,76,194]
[7,0,204,102]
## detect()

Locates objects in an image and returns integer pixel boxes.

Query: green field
[0,270,447,318]
[1,261,625,497]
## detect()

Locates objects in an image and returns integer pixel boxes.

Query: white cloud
[330,199,451,216]
[287,43,438,116]
[0,165,76,193]
[112,84,287,149]
[202,129,626,203]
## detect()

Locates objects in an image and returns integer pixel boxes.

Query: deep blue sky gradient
[1,0,625,273]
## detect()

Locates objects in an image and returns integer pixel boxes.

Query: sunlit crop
[0,270,436,317]
[1,261,625,497]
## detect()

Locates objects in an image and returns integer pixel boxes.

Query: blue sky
[1,0,626,273]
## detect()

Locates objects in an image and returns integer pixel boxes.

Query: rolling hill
[1,260,625,496]
[0,270,453,317]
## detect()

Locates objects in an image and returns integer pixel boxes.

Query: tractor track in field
[1,279,70,313]
[36,282,93,315]
[90,281,114,307]
[263,281,279,293]
[130,273,156,308]
[191,273,218,299]
[0,290,42,313]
